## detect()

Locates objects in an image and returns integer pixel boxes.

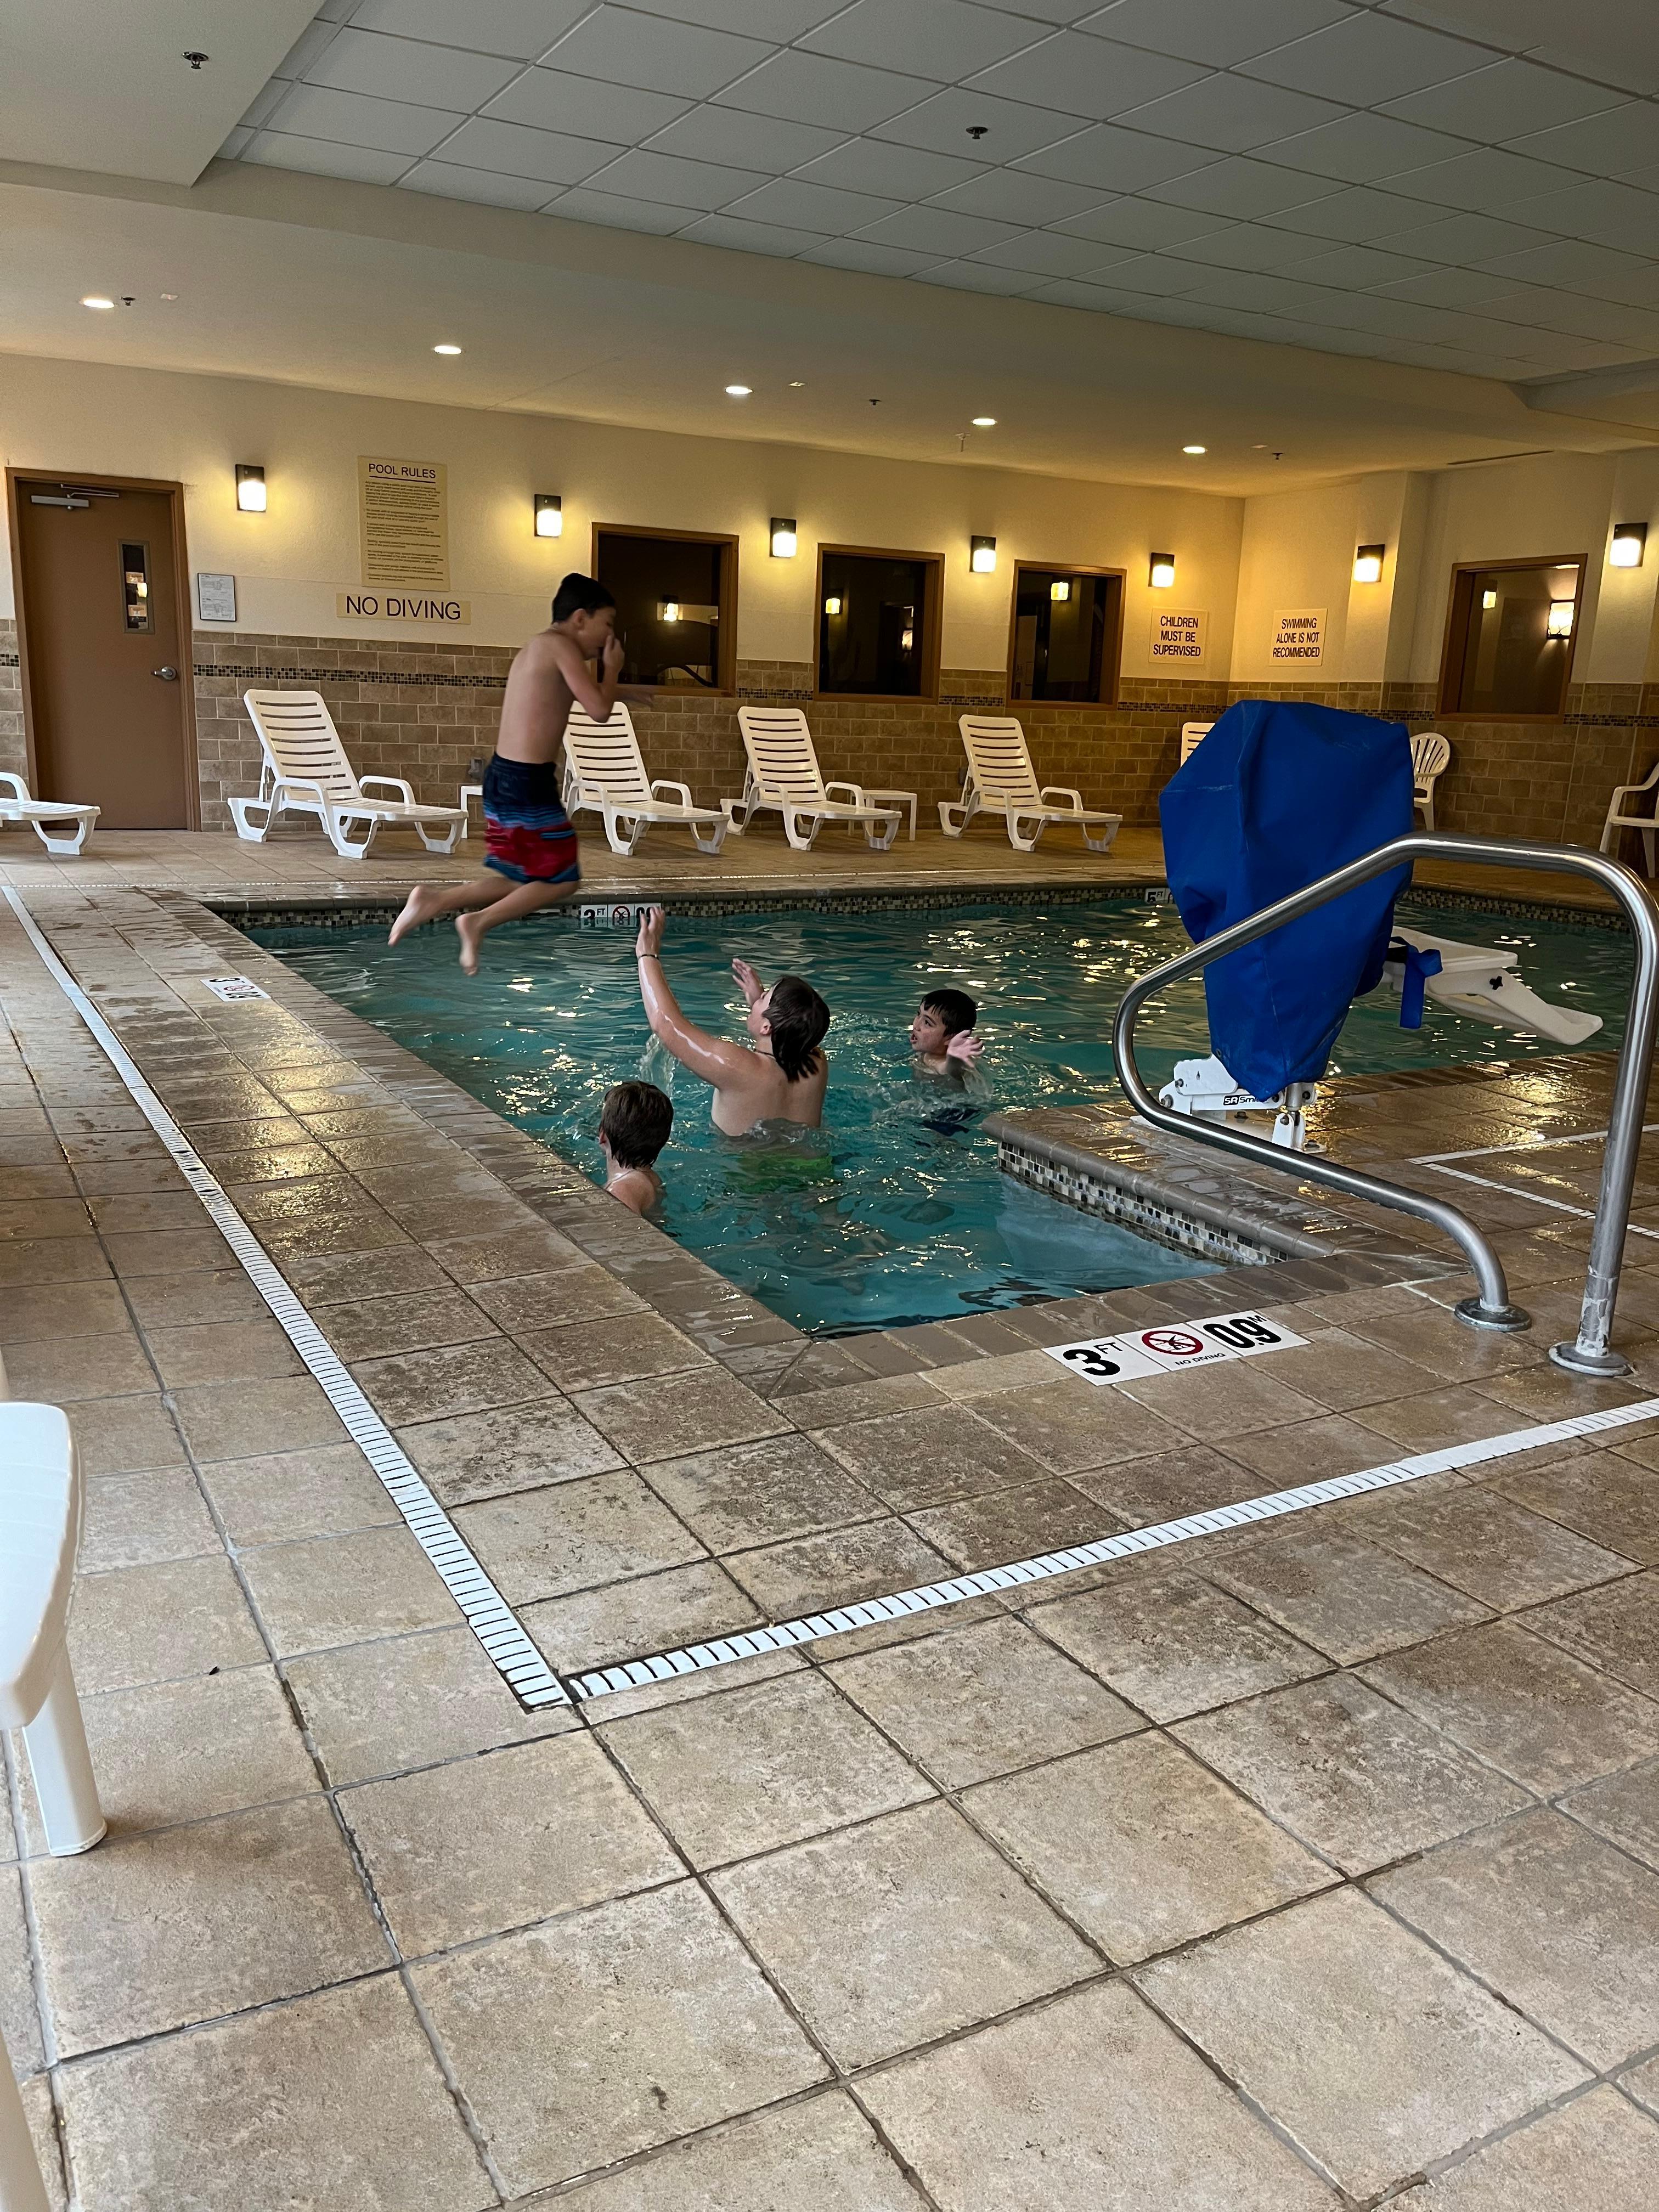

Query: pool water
[252,896,1630,1336]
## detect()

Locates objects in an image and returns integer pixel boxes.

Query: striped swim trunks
[481,754,582,885]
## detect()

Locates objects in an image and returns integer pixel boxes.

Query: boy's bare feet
[389,885,443,945]
[456,910,487,975]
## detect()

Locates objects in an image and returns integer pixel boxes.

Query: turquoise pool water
[252,895,1630,1335]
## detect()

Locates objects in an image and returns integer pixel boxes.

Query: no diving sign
[1045,1310,1306,1387]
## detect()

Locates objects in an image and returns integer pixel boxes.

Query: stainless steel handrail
[1114,832,1659,1374]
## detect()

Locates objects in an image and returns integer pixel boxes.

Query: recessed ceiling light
[788,380,804,388]
[433,343,461,355]
[725,383,752,396]
[972,415,996,427]
[160,292,178,301]
[1182,443,1206,455]
[81,295,115,311]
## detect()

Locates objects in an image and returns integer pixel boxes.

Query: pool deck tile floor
[3,826,1658,2208]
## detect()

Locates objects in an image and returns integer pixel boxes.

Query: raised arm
[635,909,754,1089]
[551,630,626,720]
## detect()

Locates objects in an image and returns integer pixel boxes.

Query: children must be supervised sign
[1271,607,1327,664]
[1150,608,1208,663]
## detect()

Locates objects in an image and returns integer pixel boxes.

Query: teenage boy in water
[390,574,622,973]
[598,1080,672,1216]
[910,987,984,1076]
[638,911,830,1135]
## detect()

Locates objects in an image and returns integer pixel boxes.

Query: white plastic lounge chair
[563,702,729,855]
[231,690,466,860]
[1180,721,1213,765]
[1601,757,1659,875]
[1,1402,105,1859]
[729,708,912,851]
[942,716,1121,853]
[1410,731,1451,832]
[0,773,98,855]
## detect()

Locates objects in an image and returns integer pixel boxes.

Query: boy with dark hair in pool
[390,573,624,974]
[599,1080,672,1215]
[911,987,984,1077]
[636,909,830,1135]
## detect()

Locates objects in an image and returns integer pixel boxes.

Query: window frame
[812,541,944,705]
[1437,552,1586,721]
[1004,559,1126,709]
[590,521,739,695]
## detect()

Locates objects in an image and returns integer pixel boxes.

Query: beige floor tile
[66,1393,185,1476]
[523,1310,709,1391]
[722,1515,954,1622]
[1413,2089,1659,2209]
[350,1337,554,1426]
[3,1331,155,1402]
[1499,1451,1659,1565]
[862,1978,1338,2210]
[285,1624,577,1787]
[1525,1572,1659,1697]
[465,1259,645,1327]
[1373,1809,1659,2070]
[1028,1566,1327,1723]
[1136,1887,1588,2200]
[827,1616,1141,1787]
[1250,1326,1444,1412]
[523,1559,767,1677]
[575,1368,791,1462]
[908,1475,1119,1571]
[57,1976,492,2212]
[425,1227,599,1285]
[0,1199,94,1240]
[1362,1491,1636,1609]
[414,1882,825,2198]
[1210,1528,1492,1663]
[142,1317,304,1386]
[170,1374,347,1460]
[1071,1441,1274,1523]
[1222,1412,1401,1486]
[280,1243,451,1303]
[1625,2050,1659,2118]
[0,1237,111,1289]
[312,1286,498,1362]
[808,1404,1043,1513]
[774,1373,939,1427]
[19,2076,65,2212]
[713,1798,1096,2068]
[964,1380,1188,1478]
[0,1277,127,1344]
[0,1862,42,2075]
[1561,1754,1659,1870]
[88,1192,207,1237]
[340,1733,681,1957]
[67,1554,266,1693]
[396,1397,623,1504]
[544,2094,921,2212]
[637,1433,878,1553]
[455,1470,706,1606]
[968,1733,1331,1961]
[1364,1619,1659,1793]
[101,1226,238,1276]
[1177,1671,1530,1873]
[239,1526,456,1655]
[1353,1385,1532,1451]
[119,1267,270,1326]
[200,1442,400,1547]
[30,1796,388,2056]
[599,1672,930,1869]
[1118,1361,1327,1443]
[80,1466,219,1571]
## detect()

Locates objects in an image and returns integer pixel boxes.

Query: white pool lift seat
[729,707,913,851]
[231,690,467,860]
[1410,731,1452,831]
[0,772,99,855]
[562,702,729,855]
[1179,721,1213,765]
[1600,756,1659,876]
[1378,927,1603,1046]
[943,716,1121,853]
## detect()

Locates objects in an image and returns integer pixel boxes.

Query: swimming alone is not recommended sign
[1150,608,1208,663]
[1270,607,1327,665]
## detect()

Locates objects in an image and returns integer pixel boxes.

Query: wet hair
[600,1081,673,1170]
[551,573,617,624]
[763,975,831,1082]
[920,988,977,1038]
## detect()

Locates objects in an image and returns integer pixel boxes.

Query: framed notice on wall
[358,456,449,590]
[1150,608,1207,664]
[1271,607,1326,666]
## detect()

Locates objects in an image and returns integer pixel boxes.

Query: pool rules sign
[358,456,450,590]
[1045,1310,1306,1385]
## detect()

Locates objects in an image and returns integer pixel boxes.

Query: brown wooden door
[13,475,194,827]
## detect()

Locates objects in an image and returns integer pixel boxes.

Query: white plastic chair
[1,1403,105,1859]
[0,773,98,855]
[729,708,912,851]
[562,702,728,855]
[1601,757,1659,876]
[1180,721,1212,764]
[1410,731,1452,832]
[941,716,1121,853]
[230,691,466,860]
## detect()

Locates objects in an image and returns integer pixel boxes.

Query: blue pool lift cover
[1159,699,1414,1099]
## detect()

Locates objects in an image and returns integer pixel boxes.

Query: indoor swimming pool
[251,895,1632,1335]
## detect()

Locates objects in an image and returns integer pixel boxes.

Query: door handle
[152,667,179,681]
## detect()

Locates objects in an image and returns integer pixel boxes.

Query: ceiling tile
[965,35,1210,122]
[1384,60,1627,139]
[1268,187,1441,242]
[851,205,1023,254]
[397,160,557,208]
[1475,238,1659,305]
[1506,103,1659,179]
[871,85,1085,161]
[1049,195,1229,247]
[912,258,1043,294]
[803,0,1042,80]
[546,6,775,97]
[1505,177,1659,247]
[1118,74,1351,155]
[717,50,936,131]
[1254,109,1470,181]
[1164,222,1318,273]
[1476,285,1659,346]
[270,20,344,82]
[436,116,625,183]
[969,228,1125,275]
[245,133,415,183]
[1269,289,1449,338]
[1297,241,1441,288]
[644,108,848,171]
[1384,146,1595,212]
[1370,211,1561,264]
[646,0,851,33]
[484,70,690,142]
[1022,275,1143,309]
[1241,12,1492,105]
[267,82,460,155]
[1143,155,1336,218]
[924,169,1109,224]
[1384,0,1659,100]
[798,238,948,275]
[218,126,255,158]
[239,81,290,132]
[1180,268,1347,314]
[1083,251,1207,296]
[1370,264,1532,307]
[541,186,693,232]
[303,29,523,110]
[795,138,988,196]
[1504,330,1646,370]
[1012,121,1214,190]
[1082,0,1353,71]
[348,0,592,63]
[721,176,904,231]
[675,211,823,252]
[581,144,770,205]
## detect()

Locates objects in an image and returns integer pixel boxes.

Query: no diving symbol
[1142,1328,1206,1358]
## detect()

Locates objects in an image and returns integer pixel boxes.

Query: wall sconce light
[534,494,562,539]
[769,517,797,558]
[970,535,997,574]
[1352,543,1385,584]
[1149,552,1175,589]
[659,601,682,624]
[235,464,266,514]
[1611,522,1647,569]
[1547,599,1575,637]
[823,595,842,616]
[1051,579,1071,603]
[1481,587,1498,610]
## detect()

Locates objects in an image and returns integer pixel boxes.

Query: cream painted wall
[0,353,1244,677]
[1230,478,1359,684]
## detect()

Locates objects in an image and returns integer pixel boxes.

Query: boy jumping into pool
[389,574,623,973]
[599,1080,672,1215]
[910,987,984,1076]
[637,909,830,1134]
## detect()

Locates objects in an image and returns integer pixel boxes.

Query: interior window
[1444,561,1582,716]
[817,548,940,699]
[1009,566,1121,703]
[593,528,735,690]
[119,541,153,634]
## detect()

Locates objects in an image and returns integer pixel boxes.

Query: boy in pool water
[910,988,983,1076]
[639,915,830,1134]
[599,1080,672,1216]
[389,574,624,974]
